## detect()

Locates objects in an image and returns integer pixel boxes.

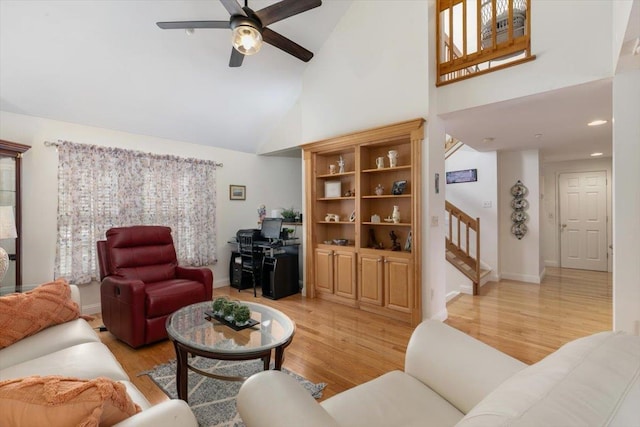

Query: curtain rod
[43,141,223,167]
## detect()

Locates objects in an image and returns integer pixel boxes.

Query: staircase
[444,137,491,295]
[445,201,490,295]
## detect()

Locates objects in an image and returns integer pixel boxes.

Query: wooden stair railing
[445,136,464,159]
[436,0,536,86]
[445,200,482,295]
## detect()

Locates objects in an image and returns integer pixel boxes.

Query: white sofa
[0,285,197,427]
[238,320,640,427]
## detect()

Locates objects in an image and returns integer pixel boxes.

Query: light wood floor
[91,267,612,405]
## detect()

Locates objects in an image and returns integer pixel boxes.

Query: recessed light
[588,120,607,126]
[590,152,603,157]
[482,137,495,143]
[534,133,542,139]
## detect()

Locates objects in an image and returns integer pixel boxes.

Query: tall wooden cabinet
[302,119,424,326]
[0,140,30,294]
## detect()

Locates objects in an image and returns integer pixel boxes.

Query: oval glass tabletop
[166,301,295,355]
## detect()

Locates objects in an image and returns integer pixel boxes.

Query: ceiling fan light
[232,25,262,55]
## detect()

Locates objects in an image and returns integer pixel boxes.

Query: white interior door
[559,171,607,271]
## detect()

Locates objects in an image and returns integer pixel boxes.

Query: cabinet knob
[377,258,382,263]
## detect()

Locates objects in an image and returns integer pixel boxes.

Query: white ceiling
[0,0,351,153]
[1,1,637,160]
[440,79,614,163]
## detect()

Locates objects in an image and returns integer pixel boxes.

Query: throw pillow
[0,376,142,427]
[0,278,81,349]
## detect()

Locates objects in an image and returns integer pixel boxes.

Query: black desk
[228,239,300,299]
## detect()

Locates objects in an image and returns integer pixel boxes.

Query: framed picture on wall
[446,169,478,184]
[229,185,246,200]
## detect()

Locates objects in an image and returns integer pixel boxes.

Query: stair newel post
[474,217,481,296]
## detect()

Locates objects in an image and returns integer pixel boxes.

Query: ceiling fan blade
[219,0,246,17]
[262,28,313,62]
[229,47,245,67]
[156,21,229,29]
[255,0,321,27]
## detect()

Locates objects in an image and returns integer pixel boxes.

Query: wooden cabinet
[0,140,30,295]
[303,119,424,325]
[384,255,413,313]
[358,252,413,315]
[314,247,357,302]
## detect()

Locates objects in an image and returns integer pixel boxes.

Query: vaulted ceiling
[0,0,351,153]
[1,1,637,161]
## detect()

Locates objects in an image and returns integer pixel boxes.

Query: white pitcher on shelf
[388,150,398,168]
[392,205,400,223]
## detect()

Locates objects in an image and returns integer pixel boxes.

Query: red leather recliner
[98,225,213,348]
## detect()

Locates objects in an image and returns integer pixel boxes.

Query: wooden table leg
[262,351,271,370]
[274,346,285,370]
[174,342,189,402]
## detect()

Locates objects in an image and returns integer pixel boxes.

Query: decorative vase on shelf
[388,150,398,168]
[375,184,384,196]
[391,205,400,223]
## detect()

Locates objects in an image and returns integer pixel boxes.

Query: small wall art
[510,180,529,239]
[446,169,478,184]
[229,185,246,200]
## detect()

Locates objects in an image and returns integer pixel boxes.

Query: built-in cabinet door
[384,256,413,313]
[315,248,334,294]
[358,253,384,306]
[334,250,356,299]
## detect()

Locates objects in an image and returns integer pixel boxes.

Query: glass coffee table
[166,301,295,402]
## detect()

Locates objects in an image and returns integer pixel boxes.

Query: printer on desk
[230,218,299,299]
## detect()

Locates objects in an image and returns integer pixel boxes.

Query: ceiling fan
[157,0,322,67]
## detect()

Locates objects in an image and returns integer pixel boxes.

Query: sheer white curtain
[55,141,218,284]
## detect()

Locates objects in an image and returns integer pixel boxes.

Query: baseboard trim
[82,303,101,315]
[500,272,542,284]
[459,284,474,295]
[430,308,448,322]
[446,291,460,302]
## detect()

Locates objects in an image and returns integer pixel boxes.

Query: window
[55,141,218,284]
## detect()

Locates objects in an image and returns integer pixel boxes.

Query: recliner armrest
[101,276,146,305]
[175,266,213,300]
[238,370,340,427]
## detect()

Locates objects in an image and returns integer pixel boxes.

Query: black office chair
[239,234,263,297]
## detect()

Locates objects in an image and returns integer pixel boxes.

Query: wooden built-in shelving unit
[302,119,424,326]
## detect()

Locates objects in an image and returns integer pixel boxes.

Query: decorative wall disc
[510,198,529,210]
[510,180,528,240]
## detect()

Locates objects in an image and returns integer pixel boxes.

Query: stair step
[446,250,489,283]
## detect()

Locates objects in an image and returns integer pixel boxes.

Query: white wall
[612,68,640,335]
[281,1,445,320]
[541,158,613,270]
[300,1,429,143]
[0,111,302,313]
[445,146,499,282]
[437,0,614,115]
[498,149,542,283]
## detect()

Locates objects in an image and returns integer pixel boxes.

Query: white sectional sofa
[0,284,197,427]
[238,319,640,427]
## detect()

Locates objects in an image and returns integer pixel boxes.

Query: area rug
[140,357,326,427]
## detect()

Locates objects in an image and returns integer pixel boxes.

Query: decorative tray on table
[204,310,260,331]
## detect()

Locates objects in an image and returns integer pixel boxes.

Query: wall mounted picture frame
[325,181,341,198]
[446,169,478,184]
[229,185,246,200]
